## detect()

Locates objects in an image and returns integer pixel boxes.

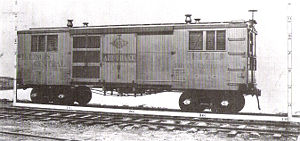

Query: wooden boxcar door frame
[71,35,102,83]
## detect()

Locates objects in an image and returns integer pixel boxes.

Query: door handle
[171,51,176,55]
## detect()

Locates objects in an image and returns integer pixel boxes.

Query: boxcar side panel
[102,34,136,83]
[18,33,71,86]
[184,28,248,90]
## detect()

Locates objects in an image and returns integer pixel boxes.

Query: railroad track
[0,131,75,141]
[1,105,300,140]
[13,100,300,118]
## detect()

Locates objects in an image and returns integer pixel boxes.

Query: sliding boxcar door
[102,34,136,83]
[137,34,174,85]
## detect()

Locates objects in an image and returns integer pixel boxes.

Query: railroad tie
[164,126,179,131]
[34,112,49,116]
[249,132,260,139]
[23,111,36,115]
[102,117,112,121]
[118,123,131,129]
[218,124,231,132]
[148,119,160,123]
[227,130,238,137]
[49,113,62,117]
[8,115,18,119]
[120,117,132,121]
[220,124,230,128]
[0,114,9,118]
[179,121,191,125]
[23,116,36,120]
[59,119,71,123]
[104,122,116,127]
[187,128,198,133]
[64,114,77,118]
[277,127,286,131]
[40,117,52,121]
[161,120,176,124]
[70,120,81,124]
[273,133,282,138]
[258,126,267,130]
[237,125,246,129]
[148,125,159,130]
[208,129,218,134]
[90,115,102,120]
[132,124,141,129]
[195,122,207,127]
[79,115,92,119]
[133,118,144,122]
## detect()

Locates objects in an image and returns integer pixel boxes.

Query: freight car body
[0,77,14,90]
[17,18,260,113]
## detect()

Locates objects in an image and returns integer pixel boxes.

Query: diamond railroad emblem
[111,35,128,49]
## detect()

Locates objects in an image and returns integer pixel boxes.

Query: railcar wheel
[30,88,48,104]
[74,87,92,106]
[231,93,245,113]
[211,93,234,114]
[179,92,194,112]
[53,88,74,105]
[179,92,205,112]
[211,92,245,113]
[30,88,41,103]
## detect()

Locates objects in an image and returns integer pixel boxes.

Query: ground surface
[0,118,298,141]
[0,101,299,141]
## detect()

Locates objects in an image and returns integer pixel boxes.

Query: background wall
[0,0,299,113]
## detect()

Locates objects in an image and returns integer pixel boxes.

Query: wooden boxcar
[0,76,14,90]
[17,16,260,113]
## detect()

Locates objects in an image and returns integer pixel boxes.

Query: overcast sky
[0,0,299,113]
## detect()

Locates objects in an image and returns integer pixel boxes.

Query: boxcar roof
[18,21,249,34]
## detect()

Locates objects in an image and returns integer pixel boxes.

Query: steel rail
[12,100,300,118]
[0,131,77,141]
